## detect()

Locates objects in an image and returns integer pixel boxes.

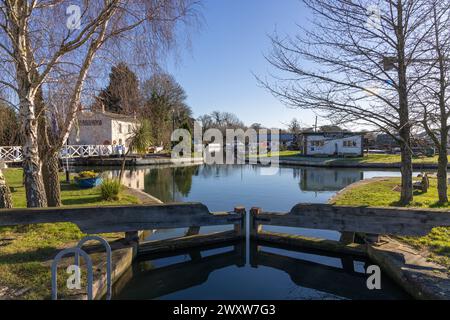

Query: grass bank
[331,177,450,269]
[334,154,449,165]
[0,168,140,299]
[258,152,449,165]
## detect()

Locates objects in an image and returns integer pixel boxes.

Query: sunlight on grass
[0,168,139,299]
[259,152,450,165]
[332,177,450,269]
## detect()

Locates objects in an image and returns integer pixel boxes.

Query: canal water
[84,165,411,300]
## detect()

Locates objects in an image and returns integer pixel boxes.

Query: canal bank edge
[252,157,445,170]
[330,178,450,300]
[71,157,205,167]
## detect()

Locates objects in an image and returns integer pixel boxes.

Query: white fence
[0,146,23,163]
[0,145,125,163]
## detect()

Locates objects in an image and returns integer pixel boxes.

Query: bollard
[233,206,246,237]
[249,207,262,238]
[340,232,355,245]
[186,226,201,236]
[125,231,139,243]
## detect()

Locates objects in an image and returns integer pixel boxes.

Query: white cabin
[303,132,364,157]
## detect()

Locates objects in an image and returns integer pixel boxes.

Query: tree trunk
[437,139,448,204]
[42,151,62,207]
[20,99,47,208]
[399,139,413,205]
[0,169,13,209]
[396,2,413,206]
[36,89,62,207]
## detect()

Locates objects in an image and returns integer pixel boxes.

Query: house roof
[79,110,138,122]
[302,131,364,136]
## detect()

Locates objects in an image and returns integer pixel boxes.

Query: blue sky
[166,0,318,129]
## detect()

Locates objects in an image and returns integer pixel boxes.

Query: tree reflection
[144,165,199,202]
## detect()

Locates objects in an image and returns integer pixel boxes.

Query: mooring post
[234,206,246,237]
[340,232,355,245]
[186,226,201,236]
[250,207,262,238]
[125,231,139,243]
[365,233,380,244]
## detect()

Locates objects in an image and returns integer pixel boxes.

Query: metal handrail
[75,236,112,300]
[51,247,93,300]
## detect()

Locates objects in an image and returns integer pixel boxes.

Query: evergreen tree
[0,102,20,146]
[98,62,142,115]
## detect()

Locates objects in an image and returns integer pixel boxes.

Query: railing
[60,145,122,159]
[249,203,450,237]
[0,145,124,162]
[0,203,245,235]
[248,203,450,256]
[0,146,22,163]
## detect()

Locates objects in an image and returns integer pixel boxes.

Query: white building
[303,132,364,157]
[69,110,139,152]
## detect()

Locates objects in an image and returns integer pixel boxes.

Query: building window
[311,140,324,147]
[119,123,122,134]
[128,125,132,133]
[343,140,357,147]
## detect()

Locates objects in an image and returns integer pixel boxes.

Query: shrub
[77,171,98,179]
[100,178,122,201]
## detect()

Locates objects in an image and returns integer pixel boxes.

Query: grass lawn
[337,154,449,164]
[0,168,140,299]
[258,152,449,165]
[331,177,450,269]
[248,150,302,158]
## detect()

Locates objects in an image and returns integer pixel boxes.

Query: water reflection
[113,241,409,300]
[299,168,363,192]
[89,165,404,210]
[139,165,393,210]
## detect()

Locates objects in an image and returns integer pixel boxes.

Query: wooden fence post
[234,206,246,237]
[186,226,201,236]
[250,207,262,238]
[125,231,139,243]
[340,232,355,245]
[365,234,380,244]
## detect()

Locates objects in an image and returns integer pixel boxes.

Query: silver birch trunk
[19,97,47,208]
[0,168,13,209]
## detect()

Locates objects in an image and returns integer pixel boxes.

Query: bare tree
[0,0,201,207]
[416,0,450,203]
[288,118,302,150]
[259,0,432,205]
